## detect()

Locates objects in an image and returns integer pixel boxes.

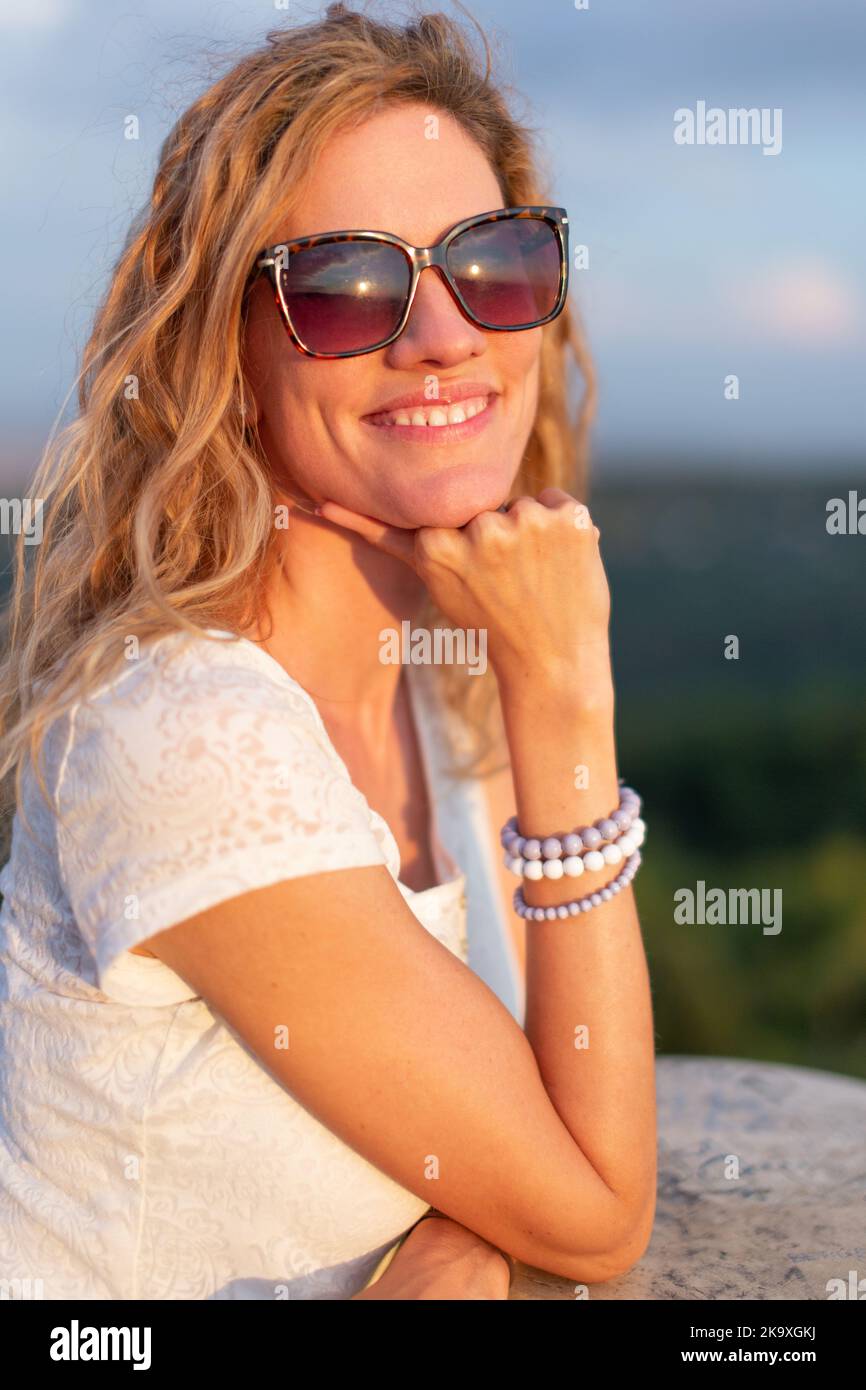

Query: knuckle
[537,486,576,508]
[467,510,507,539]
[508,498,545,527]
[415,526,453,563]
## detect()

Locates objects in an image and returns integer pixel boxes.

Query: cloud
[0,0,73,31]
[731,260,862,344]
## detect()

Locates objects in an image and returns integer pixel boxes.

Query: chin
[374,458,516,529]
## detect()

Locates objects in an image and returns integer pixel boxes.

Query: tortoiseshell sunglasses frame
[248,206,570,359]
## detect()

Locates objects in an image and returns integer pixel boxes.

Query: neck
[237,499,427,745]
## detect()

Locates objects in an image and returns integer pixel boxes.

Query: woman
[0,3,656,1300]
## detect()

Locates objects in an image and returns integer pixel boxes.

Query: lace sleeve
[55,635,387,1004]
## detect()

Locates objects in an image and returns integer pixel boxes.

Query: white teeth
[375,395,491,427]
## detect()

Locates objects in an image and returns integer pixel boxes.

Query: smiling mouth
[365,395,493,428]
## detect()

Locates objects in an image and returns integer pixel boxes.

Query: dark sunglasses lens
[280,241,411,354]
[447,217,562,327]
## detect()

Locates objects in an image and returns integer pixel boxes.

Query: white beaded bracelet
[505,816,646,879]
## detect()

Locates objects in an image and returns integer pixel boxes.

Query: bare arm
[146,848,644,1283]
[499,650,657,1252]
[144,491,657,1284]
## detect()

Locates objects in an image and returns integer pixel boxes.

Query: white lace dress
[0,628,522,1299]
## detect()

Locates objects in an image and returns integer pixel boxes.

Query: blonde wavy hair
[0,0,595,853]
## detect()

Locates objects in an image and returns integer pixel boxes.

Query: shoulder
[54,626,359,840]
[83,626,324,728]
[53,627,389,988]
[63,627,330,769]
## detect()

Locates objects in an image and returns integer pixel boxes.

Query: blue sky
[1,0,863,477]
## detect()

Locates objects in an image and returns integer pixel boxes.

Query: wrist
[404,1215,512,1296]
[494,644,614,720]
[497,657,621,842]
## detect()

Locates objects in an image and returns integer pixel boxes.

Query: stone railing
[510,1056,866,1300]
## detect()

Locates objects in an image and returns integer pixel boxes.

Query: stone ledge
[509,1055,866,1300]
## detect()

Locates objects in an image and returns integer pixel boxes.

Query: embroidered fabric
[0,628,502,1300]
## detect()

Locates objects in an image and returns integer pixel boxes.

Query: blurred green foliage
[596,471,866,1080]
[1,470,863,1078]
[619,689,866,1079]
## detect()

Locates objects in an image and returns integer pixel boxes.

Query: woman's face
[244,102,543,531]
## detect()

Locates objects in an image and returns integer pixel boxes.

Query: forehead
[273,103,505,246]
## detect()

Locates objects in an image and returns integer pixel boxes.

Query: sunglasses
[249,206,569,359]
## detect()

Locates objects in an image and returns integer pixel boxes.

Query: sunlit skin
[244,102,542,534]
[240,102,543,751]
[237,99,602,907]
[238,107,552,1288]
[144,105,655,1300]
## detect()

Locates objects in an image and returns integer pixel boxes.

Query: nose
[384,265,487,369]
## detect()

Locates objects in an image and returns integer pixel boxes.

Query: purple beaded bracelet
[513,851,643,920]
[500,781,641,861]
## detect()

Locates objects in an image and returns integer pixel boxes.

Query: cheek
[503,332,542,415]
[258,358,378,485]
[243,292,289,415]
[246,316,346,438]
[279,363,370,443]
[244,288,348,424]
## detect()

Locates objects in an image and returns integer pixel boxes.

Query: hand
[316,489,611,691]
[351,1212,512,1301]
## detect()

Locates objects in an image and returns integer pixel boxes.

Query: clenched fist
[315,487,612,694]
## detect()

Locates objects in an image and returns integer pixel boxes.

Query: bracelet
[513,850,643,920]
[505,817,646,880]
[501,782,641,855]
[501,783,645,880]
